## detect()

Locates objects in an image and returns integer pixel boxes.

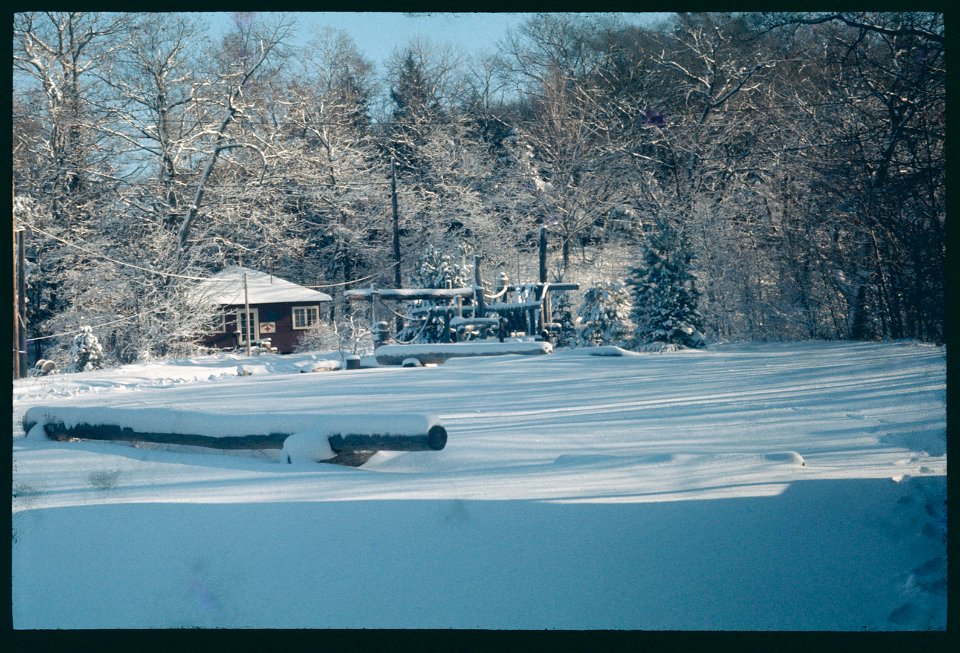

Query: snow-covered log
[450,317,500,328]
[345,287,475,302]
[326,415,447,454]
[22,406,446,465]
[484,301,543,312]
[375,340,551,365]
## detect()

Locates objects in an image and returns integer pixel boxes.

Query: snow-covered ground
[11,341,946,630]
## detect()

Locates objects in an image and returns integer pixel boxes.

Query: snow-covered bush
[575,280,632,347]
[627,218,705,349]
[294,322,341,354]
[295,314,372,357]
[70,326,105,372]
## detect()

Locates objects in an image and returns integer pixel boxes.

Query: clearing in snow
[11,341,946,630]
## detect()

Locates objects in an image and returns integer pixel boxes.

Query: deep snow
[11,341,947,629]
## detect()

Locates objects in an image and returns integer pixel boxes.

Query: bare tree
[13,12,140,358]
[174,12,296,267]
[273,27,389,293]
[497,14,640,271]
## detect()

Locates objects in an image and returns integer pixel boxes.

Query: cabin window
[292,306,320,330]
[212,308,227,333]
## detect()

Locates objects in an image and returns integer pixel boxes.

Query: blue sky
[206,12,673,68]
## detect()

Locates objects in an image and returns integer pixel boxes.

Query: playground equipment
[346,229,579,359]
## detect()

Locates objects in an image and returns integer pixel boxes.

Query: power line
[26,310,154,343]
[21,220,390,284]
[301,261,400,290]
[23,218,405,289]
[20,220,211,281]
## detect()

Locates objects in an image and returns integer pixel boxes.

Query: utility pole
[18,227,27,376]
[539,226,550,337]
[243,272,252,357]
[391,157,403,333]
[13,180,20,379]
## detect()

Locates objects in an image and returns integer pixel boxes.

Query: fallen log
[328,424,447,454]
[22,406,446,467]
[32,420,288,450]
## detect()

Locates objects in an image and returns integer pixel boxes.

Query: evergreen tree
[70,326,105,372]
[551,288,578,347]
[396,247,470,344]
[575,280,632,347]
[628,218,706,349]
[412,248,468,289]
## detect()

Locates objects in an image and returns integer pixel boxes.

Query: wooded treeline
[13,12,945,365]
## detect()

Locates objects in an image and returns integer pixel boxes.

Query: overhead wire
[19,220,210,281]
[18,220,407,343]
[20,219,402,289]
[26,310,156,343]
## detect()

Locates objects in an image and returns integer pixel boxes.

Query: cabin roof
[193,266,332,306]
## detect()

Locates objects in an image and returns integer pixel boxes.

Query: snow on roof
[193,266,332,306]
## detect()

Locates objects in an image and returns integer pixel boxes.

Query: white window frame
[292,305,320,330]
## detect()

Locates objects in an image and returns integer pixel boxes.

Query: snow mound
[25,422,47,440]
[764,451,806,466]
[296,360,341,373]
[282,431,336,463]
[584,345,642,357]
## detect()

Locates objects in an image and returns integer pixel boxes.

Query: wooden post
[243,272,252,357]
[441,310,451,343]
[539,226,547,285]
[543,286,553,339]
[474,255,485,318]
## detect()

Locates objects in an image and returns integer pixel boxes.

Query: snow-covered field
[11,341,947,630]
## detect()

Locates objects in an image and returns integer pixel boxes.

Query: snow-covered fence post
[369,283,378,338]
[373,321,390,348]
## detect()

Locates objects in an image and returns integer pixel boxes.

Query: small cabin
[193,266,332,354]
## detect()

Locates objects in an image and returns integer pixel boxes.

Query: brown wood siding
[198,301,324,354]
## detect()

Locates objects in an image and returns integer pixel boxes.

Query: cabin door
[235,307,260,344]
